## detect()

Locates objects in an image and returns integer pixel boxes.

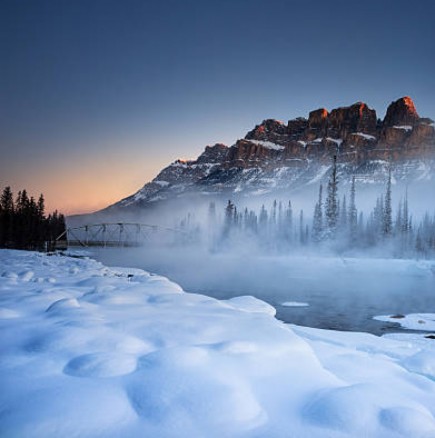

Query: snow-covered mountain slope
[2,249,435,437]
[106,97,434,211]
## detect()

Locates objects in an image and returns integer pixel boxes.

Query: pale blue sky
[1,0,434,213]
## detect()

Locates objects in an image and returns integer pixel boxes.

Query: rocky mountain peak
[245,119,288,144]
[383,96,419,127]
[110,97,434,210]
[197,143,229,164]
[308,108,329,122]
[327,102,377,139]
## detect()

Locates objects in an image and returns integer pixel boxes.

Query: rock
[383,96,419,127]
[306,108,329,140]
[382,126,411,147]
[287,117,308,140]
[105,97,435,210]
[407,121,435,147]
[197,143,229,164]
[245,119,288,144]
[327,102,377,139]
[225,139,285,169]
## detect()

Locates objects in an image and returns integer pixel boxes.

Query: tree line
[175,158,435,259]
[0,186,66,251]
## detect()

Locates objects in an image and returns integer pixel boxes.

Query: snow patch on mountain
[248,140,285,150]
[354,132,376,140]
[393,125,413,131]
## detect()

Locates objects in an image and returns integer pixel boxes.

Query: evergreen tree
[222,200,235,238]
[0,186,14,246]
[259,204,268,227]
[383,168,393,237]
[299,209,305,245]
[278,201,283,230]
[402,189,409,234]
[348,176,358,244]
[325,155,339,239]
[285,201,293,243]
[37,194,45,216]
[271,200,277,226]
[312,184,323,242]
[340,195,347,229]
[395,200,403,235]
[373,195,384,237]
[0,186,66,251]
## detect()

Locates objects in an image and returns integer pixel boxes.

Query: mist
[68,176,435,336]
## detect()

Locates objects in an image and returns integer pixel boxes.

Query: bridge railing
[57,222,188,248]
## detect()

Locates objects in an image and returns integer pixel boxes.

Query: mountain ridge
[108,97,435,211]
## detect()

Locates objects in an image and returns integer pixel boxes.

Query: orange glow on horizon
[1,153,170,217]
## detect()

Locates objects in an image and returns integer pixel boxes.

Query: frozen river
[91,247,435,335]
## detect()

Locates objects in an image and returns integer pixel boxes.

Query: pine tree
[278,201,283,231]
[312,184,323,242]
[340,195,347,229]
[0,186,14,246]
[37,194,45,216]
[395,199,403,235]
[222,200,235,239]
[383,168,393,237]
[325,155,339,239]
[348,176,358,244]
[402,188,409,235]
[0,186,66,251]
[373,195,384,237]
[299,209,305,245]
[259,204,268,227]
[285,201,293,243]
[271,200,277,226]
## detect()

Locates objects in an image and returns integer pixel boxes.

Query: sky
[1,0,434,215]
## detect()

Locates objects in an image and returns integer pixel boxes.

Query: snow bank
[1,249,435,437]
[374,313,435,332]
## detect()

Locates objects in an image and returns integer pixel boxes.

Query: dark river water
[90,247,435,336]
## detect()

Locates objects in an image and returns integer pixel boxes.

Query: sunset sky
[1,0,434,214]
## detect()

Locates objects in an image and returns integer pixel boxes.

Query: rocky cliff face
[383,96,419,127]
[112,97,435,209]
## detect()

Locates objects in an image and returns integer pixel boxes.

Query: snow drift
[1,249,435,437]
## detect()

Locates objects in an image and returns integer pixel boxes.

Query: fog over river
[91,247,435,335]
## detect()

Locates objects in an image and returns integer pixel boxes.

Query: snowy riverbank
[1,249,435,437]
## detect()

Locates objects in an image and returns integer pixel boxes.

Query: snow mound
[402,350,435,379]
[225,295,276,315]
[46,297,81,312]
[0,307,21,318]
[1,249,435,437]
[64,352,138,378]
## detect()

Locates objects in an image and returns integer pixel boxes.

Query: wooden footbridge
[55,222,186,249]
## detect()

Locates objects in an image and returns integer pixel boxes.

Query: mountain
[108,97,435,211]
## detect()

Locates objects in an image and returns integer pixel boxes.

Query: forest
[177,159,435,259]
[0,186,66,251]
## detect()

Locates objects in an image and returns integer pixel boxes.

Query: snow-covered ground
[1,249,435,437]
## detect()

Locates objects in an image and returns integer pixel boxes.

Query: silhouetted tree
[0,186,66,251]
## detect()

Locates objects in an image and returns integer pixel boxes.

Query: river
[90,247,435,335]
